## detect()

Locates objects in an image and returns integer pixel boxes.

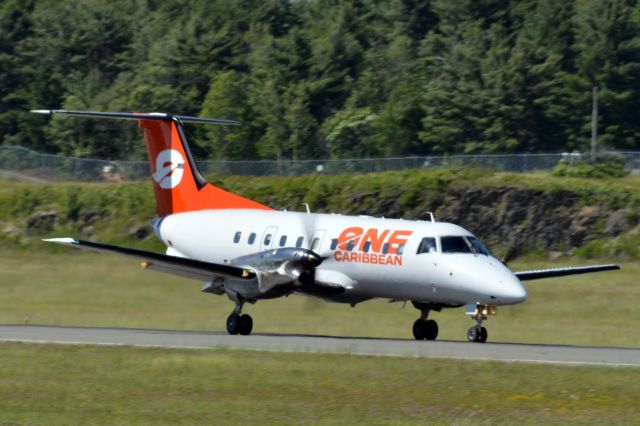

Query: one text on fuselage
[332,227,413,266]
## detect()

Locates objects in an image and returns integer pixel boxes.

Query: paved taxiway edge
[1,325,639,367]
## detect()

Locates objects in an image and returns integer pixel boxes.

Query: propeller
[297,248,324,285]
[296,203,333,285]
[299,202,332,256]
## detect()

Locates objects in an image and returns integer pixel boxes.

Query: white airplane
[33,109,620,343]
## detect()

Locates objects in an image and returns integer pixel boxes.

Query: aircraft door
[260,226,278,251]
[310,229,326,253]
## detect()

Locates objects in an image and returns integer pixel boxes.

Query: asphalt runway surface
[1,325,638,367]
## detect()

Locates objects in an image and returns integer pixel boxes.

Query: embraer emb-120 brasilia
[34,109,620,343]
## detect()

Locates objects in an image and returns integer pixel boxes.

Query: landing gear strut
[466,304,495,343]
[226,301,253,336]
[411,302,439,341]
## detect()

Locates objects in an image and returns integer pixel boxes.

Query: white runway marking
[1,325,639,367]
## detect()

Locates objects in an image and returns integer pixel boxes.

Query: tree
[322,107,378,158]
[572,0,640,150]
[200,70,257,160]
[2,0,639,160]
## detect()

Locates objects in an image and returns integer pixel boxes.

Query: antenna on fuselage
[426,212,436,223]
[302,203,311,214]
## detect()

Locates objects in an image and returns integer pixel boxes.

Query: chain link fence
[1,145,638,182]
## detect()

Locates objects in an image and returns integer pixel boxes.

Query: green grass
[1,252,638,347]
[488,171,640,197]
[0,343,638,425]
[2,172,638,425]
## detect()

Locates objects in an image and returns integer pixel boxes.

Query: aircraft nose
[496,275,528,304]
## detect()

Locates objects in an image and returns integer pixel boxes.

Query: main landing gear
[226,301,253,335]
[411,302,439,341]
[466,304,496,343]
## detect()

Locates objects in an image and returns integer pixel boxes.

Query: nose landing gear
[466,304,496,343]
[411,302,440,341]
[467,324,488,343]
[226,301,253,335]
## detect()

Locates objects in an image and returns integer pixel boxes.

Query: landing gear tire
[227,313,253,335]
[239,314,253,335]
[467,326,488,343]
[227,313,241,335]
[413,319,438,341]
[479,326,488,343]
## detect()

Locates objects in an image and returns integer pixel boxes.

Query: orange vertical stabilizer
[138,118,272,217]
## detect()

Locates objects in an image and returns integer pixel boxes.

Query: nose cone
[496,275,528,305]
[451,256,528,305]
[306,250,323,268]
[292,248,323,268]
[481,261,528,305]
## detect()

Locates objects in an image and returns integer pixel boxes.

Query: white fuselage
[156,209,528,306]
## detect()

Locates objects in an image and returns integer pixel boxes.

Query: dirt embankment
[432,186,634,255]
[4,179,639,259]
[337,185,637,257]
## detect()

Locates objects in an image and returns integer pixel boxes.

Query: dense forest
[1,0,639,161]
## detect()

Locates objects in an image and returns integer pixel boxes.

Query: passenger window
[279,235,287,247]
[248,233,256,245]
[330,239,338,250]
[233,231,241,243]
[296,236,304,248]
[362,241,371,253]
[311,238,320,251]
[382,243,389,254]
[264,234,272,246]
[397,244,405,255]
[346,240,355,251]
[417,237,437,254]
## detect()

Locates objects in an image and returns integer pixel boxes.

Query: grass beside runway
[0,252,638,347]
[0,342,638,425]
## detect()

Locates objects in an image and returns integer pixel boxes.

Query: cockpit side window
[417,237,437,254]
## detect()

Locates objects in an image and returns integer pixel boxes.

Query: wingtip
[42,237,78,245]
[31,109,52,115]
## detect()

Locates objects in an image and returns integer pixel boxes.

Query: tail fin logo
[152,149,185,189]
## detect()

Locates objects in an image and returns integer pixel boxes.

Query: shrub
[552,157,627,179]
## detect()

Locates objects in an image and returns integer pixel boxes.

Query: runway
[1,325,639,367]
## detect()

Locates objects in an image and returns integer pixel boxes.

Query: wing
[514,264,620,281]
[43,238,255,282]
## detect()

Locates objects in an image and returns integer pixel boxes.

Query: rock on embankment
[344,185,637,257]
[5,181,638,258]
[425,186,635,255]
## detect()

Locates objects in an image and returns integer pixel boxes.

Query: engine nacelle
[229,247,322,293]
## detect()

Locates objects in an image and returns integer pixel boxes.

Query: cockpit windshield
[440,236,490,255]
[468,236,490,255]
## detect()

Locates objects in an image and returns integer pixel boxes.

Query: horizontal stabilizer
[31,109,239,125]
[515,264,620,281]
[43,238,255,282]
